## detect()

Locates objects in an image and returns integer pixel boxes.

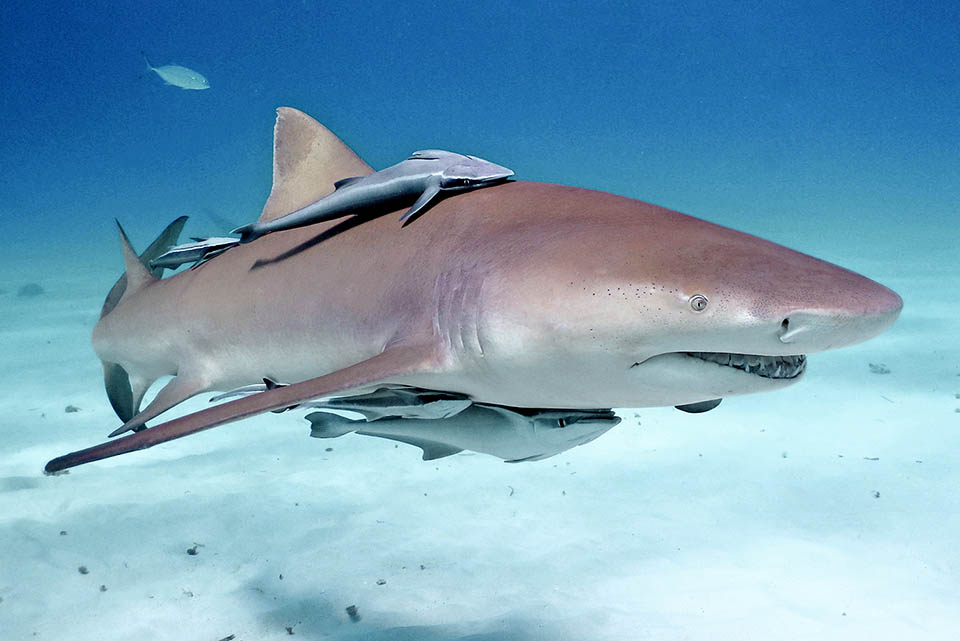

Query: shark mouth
[685,352,807,379]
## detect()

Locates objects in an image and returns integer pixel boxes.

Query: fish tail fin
[305,412,362,439]
[141,51,153,70]
[231,223,262,244]
[99,217,187,423]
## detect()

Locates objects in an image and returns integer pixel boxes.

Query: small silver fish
[232,150,513,243]
[143,53,210,90]
[149,237,239,269]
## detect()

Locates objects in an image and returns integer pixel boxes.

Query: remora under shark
[44,107,902,473]
[232,149,514,243]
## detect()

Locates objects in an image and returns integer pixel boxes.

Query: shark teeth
[686,352,807,379]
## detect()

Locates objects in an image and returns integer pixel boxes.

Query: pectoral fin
[45,344,442,473]
[399,179,442,224]
[108,371,211,437]
[675,398,722,413]
[355,431,463,460]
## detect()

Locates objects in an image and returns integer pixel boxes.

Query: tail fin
[231,223,261,244]
[100,217,187,423]
[305,412,362,439]
[142,51,153,70]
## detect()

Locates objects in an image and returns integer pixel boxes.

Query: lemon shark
[44,107,902,473]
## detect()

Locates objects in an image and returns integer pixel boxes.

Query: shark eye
[690,294,709,312]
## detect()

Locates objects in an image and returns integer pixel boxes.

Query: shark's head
[410,149,514,190]
[470,184,903,409]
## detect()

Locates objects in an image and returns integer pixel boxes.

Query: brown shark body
[44,108,902,473]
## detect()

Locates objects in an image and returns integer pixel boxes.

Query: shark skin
[44,108,902,473]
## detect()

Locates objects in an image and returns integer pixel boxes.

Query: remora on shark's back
[232,149,514,243]
[143,53,209,90]
[150,237,240,269]
[44,107,902,473]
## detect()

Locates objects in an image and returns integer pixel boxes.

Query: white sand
[1,226,957,641]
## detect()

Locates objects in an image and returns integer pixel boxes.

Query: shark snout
[776,280,902,352]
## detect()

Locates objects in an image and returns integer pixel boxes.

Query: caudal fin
[99,217,187,423]
[45,343,444,473]
[305,412,361,439]
[231,223,262,244]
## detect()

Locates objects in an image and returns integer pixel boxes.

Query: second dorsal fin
[257,107,373,223]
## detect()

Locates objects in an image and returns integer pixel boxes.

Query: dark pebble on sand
[64,405,80,413]
[376,578,386,585]
[187,545,198,555]
[60,530,67,536]
[325,447,333,452]
[868,363,891,375]
[346,604,361,622]
[285,625,295,634]
[16,283,44,298]
[873,491,881,498]
[78,565,89,575]
[100,585,107,592]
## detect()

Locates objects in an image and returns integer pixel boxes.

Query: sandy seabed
[1,237,957,641]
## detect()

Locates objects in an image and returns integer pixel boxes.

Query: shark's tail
[100,217,187,423]
[231,223,262,244]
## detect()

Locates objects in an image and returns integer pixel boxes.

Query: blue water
[3,1,957,247]
[2,1,959,639]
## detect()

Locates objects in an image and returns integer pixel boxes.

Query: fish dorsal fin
[116,220,156,300]
[257,107,373,223]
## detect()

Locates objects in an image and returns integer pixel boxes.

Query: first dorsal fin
[116,220,156,301]
[258,107,374,223]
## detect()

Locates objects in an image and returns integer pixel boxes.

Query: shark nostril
[778,316,800,343]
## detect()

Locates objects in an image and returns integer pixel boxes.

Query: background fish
[142,52,209,90]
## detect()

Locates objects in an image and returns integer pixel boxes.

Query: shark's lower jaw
[685,352,807,379]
